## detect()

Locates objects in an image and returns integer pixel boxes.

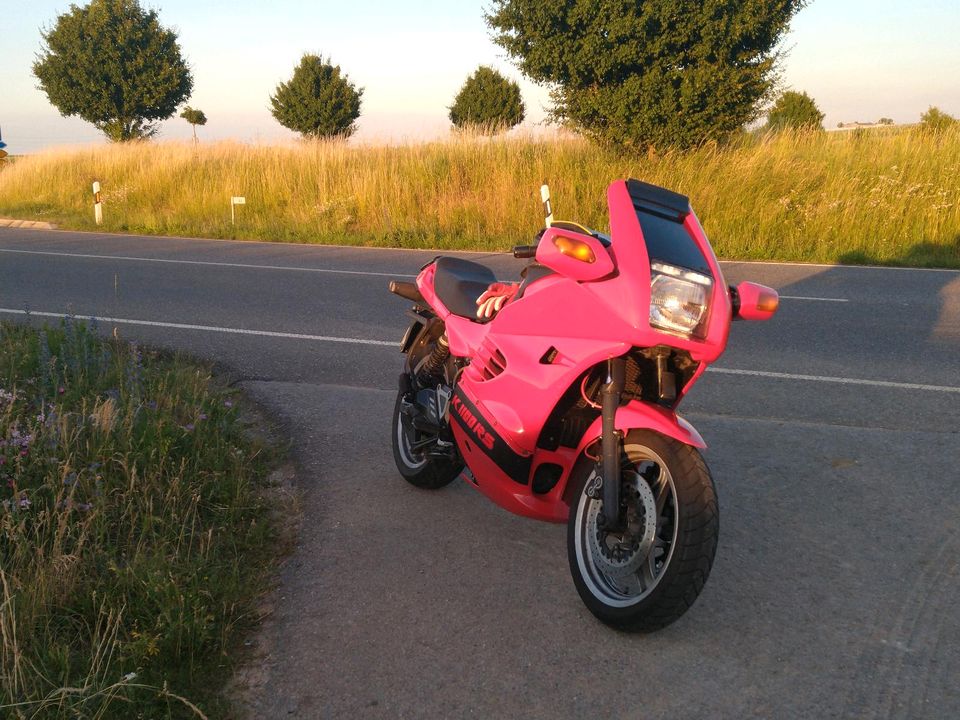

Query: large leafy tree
[487,0,806,150]
[449,66,525,134]
[766,90,824,130]
[33,0,193,142]
[270,55,363,139]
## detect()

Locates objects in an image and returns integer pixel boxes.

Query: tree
[878,117,894,126]
[270,55,363,139]
[920,106,956,131]
[449,66,525,134]
[33,0,192,142]
[765,90,825,131]
[180,106,207,143]
[486,0,805,150]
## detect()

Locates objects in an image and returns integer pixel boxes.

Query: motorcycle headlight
[649,262,713,338]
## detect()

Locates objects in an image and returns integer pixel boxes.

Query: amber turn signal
[758,292,779,313]
[552,235,596,263]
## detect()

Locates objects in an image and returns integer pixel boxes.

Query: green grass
[0,320,282,719]
[0,127,959,267]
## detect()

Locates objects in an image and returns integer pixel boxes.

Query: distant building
[835,121,885,130]
[832,119,903,131]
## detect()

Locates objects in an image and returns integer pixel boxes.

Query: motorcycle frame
[410,180,732,524]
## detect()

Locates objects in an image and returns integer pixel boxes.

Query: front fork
[600,357,626,531]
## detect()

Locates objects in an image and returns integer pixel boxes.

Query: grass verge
[0,127,958,268]
[0,319,283,718]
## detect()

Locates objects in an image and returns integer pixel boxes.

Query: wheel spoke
[643,551,658,587]
[618,571,643,596]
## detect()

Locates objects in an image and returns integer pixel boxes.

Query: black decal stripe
[452,388,531,485]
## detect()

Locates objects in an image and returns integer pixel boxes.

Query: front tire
[567,429,718,632]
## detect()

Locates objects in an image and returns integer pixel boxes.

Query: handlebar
[513,245,538,259]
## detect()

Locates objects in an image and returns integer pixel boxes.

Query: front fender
[575,400,706,458]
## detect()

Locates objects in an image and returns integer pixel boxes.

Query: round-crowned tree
[449,66,525,134]
[180,106,207,142]
[487,0,805,150]
[33,0,192,142]
[766,90,825,131]
[270,55,363,139]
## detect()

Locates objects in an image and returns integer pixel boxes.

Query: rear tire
[567,429,718,632]
[392,384,462,489]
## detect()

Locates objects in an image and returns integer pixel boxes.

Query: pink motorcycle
[389,179,778,631]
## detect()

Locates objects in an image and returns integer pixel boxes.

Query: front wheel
[567,429,718,632]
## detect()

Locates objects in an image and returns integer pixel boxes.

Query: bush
[766,91,825,131]
[449,66,525,134]
[921,106,956,131]
[270,55,363,139]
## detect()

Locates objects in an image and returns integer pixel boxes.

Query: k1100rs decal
[451,387,531,484]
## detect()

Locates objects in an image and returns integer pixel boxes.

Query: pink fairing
[535,227,615,282]
[409,179,760,523]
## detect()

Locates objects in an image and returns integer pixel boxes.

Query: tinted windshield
[636,208,712,277]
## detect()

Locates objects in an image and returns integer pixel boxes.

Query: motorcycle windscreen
[625,179,712,277]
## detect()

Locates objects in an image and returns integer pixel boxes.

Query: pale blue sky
[2,1,959,153]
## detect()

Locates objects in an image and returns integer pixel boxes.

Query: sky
[2,0,959,154]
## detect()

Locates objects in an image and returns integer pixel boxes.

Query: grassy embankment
[0,127,958,267]
[0,320,282,718]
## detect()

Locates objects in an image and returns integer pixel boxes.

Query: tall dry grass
[0,127,958,267]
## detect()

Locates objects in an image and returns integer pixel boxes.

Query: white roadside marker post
[541,184,553,227]
[231,196,246,225]
[93,181,103,225]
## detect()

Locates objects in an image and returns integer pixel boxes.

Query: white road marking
[0,247,417,279]
[0,308,397,347]
[721,259,960,274]
[710,367,960,394]
[2,307,956,393]
[779,295,849,303]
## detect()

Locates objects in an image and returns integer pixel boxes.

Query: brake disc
[586,470,658,579]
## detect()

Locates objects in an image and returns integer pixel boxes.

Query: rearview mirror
[732,281,779,321]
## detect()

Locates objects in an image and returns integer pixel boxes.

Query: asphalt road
[1,227,958,719]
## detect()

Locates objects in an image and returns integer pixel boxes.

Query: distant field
[0,127,958,268]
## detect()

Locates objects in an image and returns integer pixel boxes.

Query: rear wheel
[392,388,461,489]
[567,429,718,632]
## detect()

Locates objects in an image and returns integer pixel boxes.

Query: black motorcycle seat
[433,256,498,321]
